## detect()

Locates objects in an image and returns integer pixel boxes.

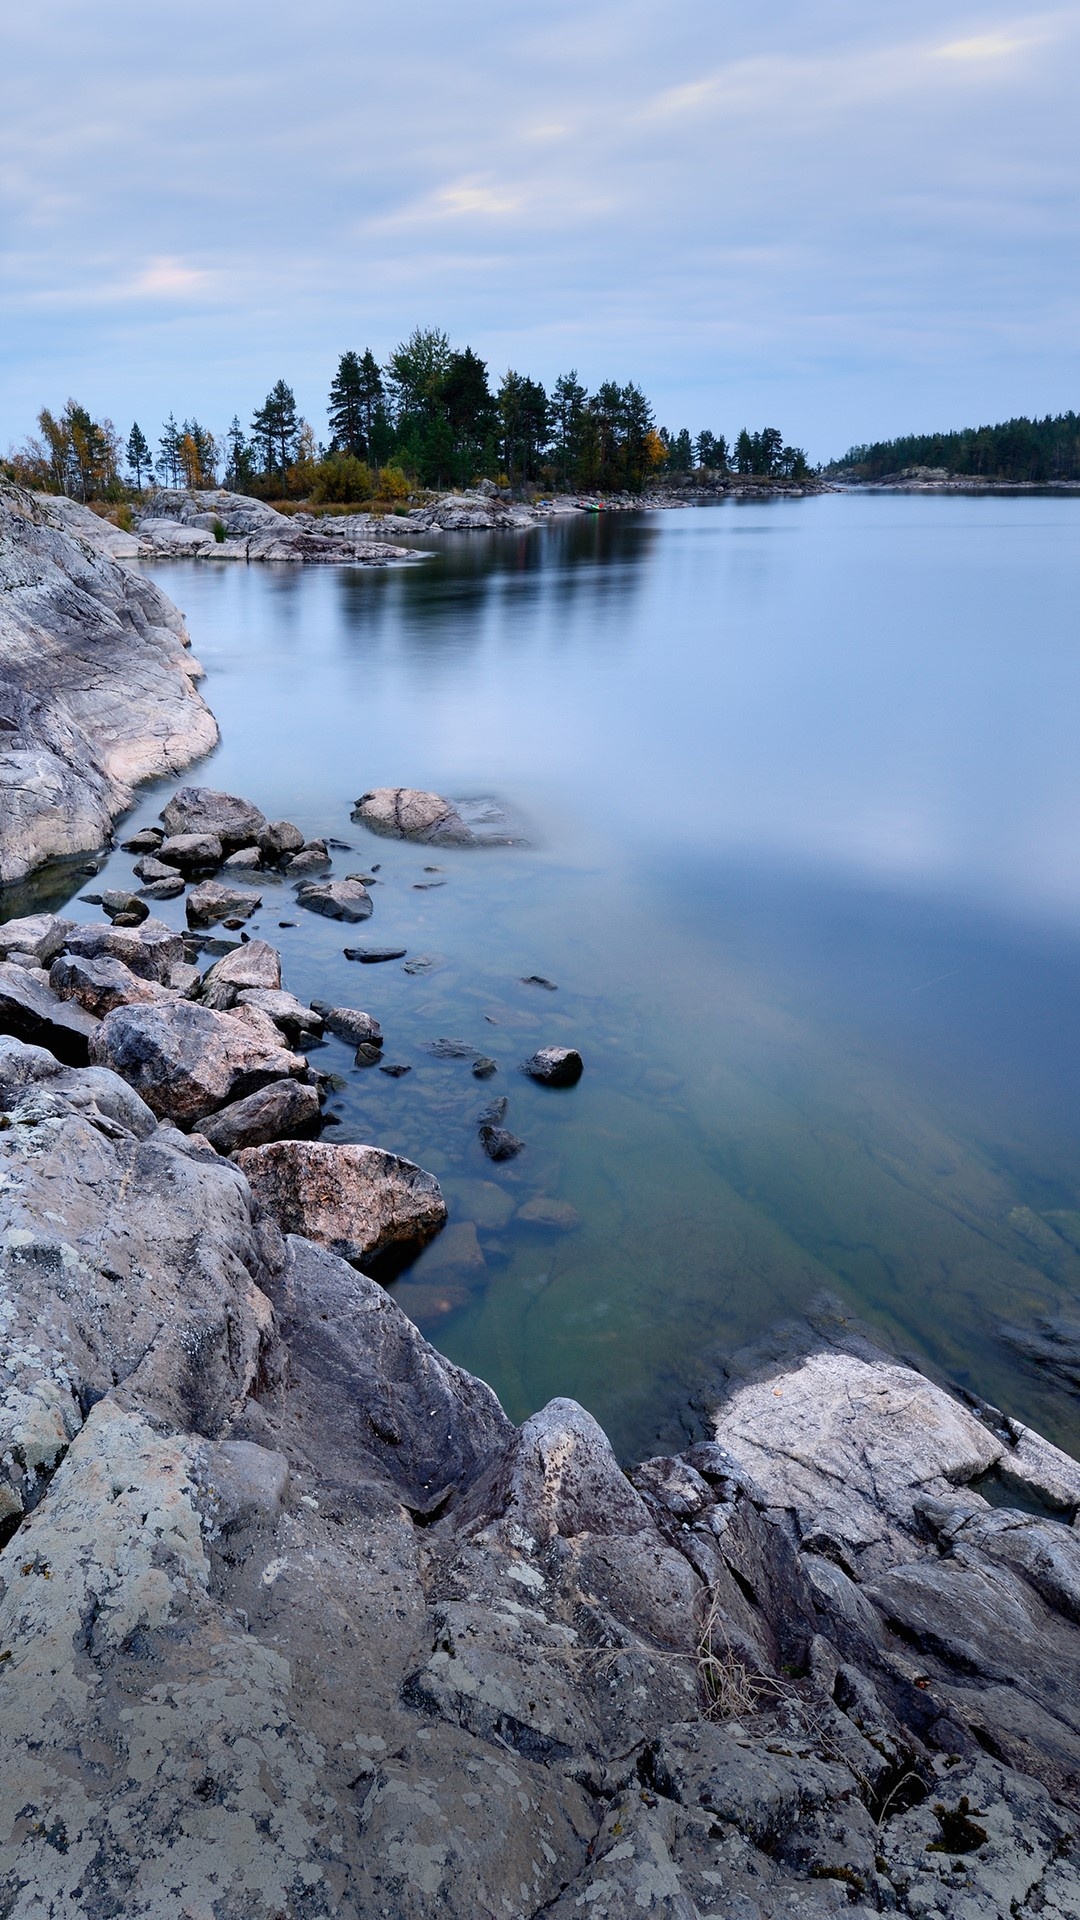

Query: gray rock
[49,952,171,1018]
[137,873,185,899]
[101,888,148,923]
[89,997,304,1124]
[235,1139,446,1265]
[311,1002,383,1047]
[160,784,267,849]
[63,916,185,983]
[282,839,330,873]
[221,844,263,870]
[294,876,373,921]
[157,829,224,871]
[120,825,164,852]
[0,913,74,966]
[235,987,324,1041]
[0,960,100,1064]
[199,939,282,1009]
[479,1123,525,1160]
[344,944,407,963]
[201,1079,322,1154]
[186,878,262,926]
[259,819,305,861]
[0,481,217,886]
[522,1046,584,1086]
[352,785,475,845]
[131,852,180,883]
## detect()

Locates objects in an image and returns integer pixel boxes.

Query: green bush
[310,454,374,504]
[212,518,227,542]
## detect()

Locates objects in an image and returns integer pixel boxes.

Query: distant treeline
[833,411,1080,484]
[4,327,809,504]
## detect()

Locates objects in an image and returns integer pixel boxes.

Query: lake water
[27,495,1080,1459]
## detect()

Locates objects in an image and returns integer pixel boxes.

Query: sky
[1,1,1078,464]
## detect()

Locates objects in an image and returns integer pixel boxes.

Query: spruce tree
[158,414,182,487]
[328,351,366,457]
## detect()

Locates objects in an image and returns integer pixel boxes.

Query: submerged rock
[235,1139,446,1265]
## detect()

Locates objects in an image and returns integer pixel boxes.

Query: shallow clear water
[21,495,1080,1458]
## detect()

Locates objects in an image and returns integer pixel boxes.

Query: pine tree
[251,380,299,480]
[159,414,182,488]
[328,350,367,457]
[551,372,588,489]
[126,422,153,489]
[223,416,254,490]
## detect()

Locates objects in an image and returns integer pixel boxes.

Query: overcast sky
[2,1,1077,463]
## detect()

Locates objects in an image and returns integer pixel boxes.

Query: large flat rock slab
[0,480,217,884]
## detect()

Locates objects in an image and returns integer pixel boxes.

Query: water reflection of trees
[334,514,661,663]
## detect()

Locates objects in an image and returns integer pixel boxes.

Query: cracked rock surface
[0,481,217,884]
[0,1052,1079,1914]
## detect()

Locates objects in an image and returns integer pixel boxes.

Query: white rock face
[0,481,218,883]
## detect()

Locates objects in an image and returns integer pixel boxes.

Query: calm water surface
[29,495,1080,1457]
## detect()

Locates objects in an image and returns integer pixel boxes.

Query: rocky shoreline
[1,508,1079,1915]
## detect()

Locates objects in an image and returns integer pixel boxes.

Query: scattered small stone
[379,1062,411,1077]
[278,920,297,928]
[120,827,165,853]
[472,1056,497,1079]
[522,1046,584,1086]
[427,1037,478,1059]
[80,893,104,905]
[413,880,445,890]
[346,872,378,885]
[477,1096,508,1127]
[521,975,557,991]
[402,954,439,975]
[222,917,247,931]
[370,863,381,871]
[138,877,186,899]
[479,1124,525,1161]
[354,1043,383,1067]
[344,946,407,964]
[423,866,445,872]
[325,837,352,851]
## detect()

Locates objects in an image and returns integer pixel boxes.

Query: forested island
[831,409,1080,485]
[3,326,810,507]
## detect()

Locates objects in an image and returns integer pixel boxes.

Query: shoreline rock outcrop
[0,480,218,886]
[0,1006,1078,1913]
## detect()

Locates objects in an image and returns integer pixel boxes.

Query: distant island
[829,409,1080,486]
